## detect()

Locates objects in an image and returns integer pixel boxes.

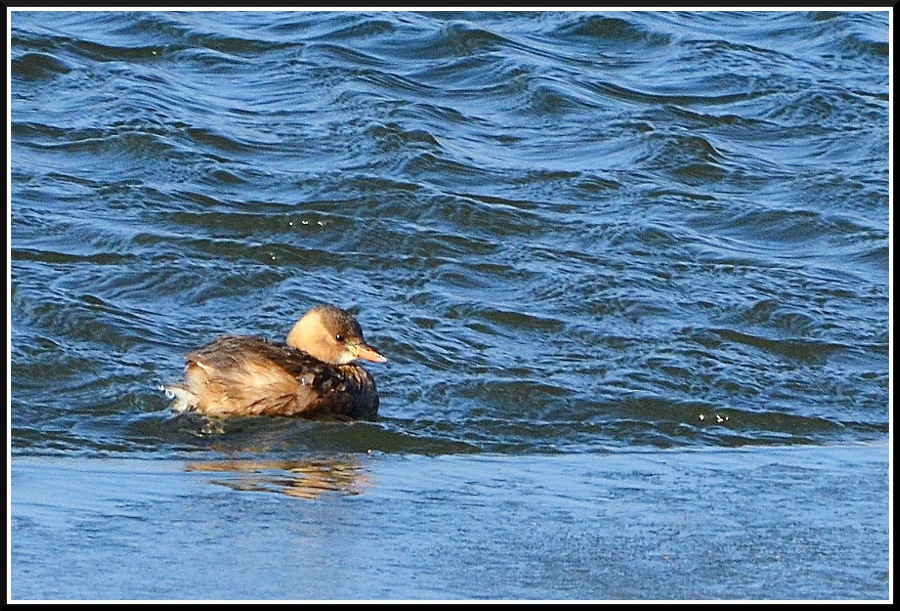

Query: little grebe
[165,304,386,421]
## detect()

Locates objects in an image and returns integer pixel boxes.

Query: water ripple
[11,10,889,458]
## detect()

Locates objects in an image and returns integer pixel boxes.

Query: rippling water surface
[9,10,890,600]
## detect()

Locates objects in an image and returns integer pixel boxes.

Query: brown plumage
[165,305,386,421]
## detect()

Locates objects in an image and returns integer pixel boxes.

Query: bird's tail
[159,383,197,413]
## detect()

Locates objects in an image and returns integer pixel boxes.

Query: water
[9,10,891,600]
[11,445,890,600]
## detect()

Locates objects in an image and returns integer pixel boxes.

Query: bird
[164,304,386,421]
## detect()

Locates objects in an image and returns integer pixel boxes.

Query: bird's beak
[351,342,387,363]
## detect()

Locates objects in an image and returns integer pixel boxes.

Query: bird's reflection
[184,457,371,499]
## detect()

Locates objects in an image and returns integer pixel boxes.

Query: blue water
[9,10,891,600]
[11,444,889,600]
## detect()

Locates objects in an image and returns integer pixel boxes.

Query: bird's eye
[335,333,344,342]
